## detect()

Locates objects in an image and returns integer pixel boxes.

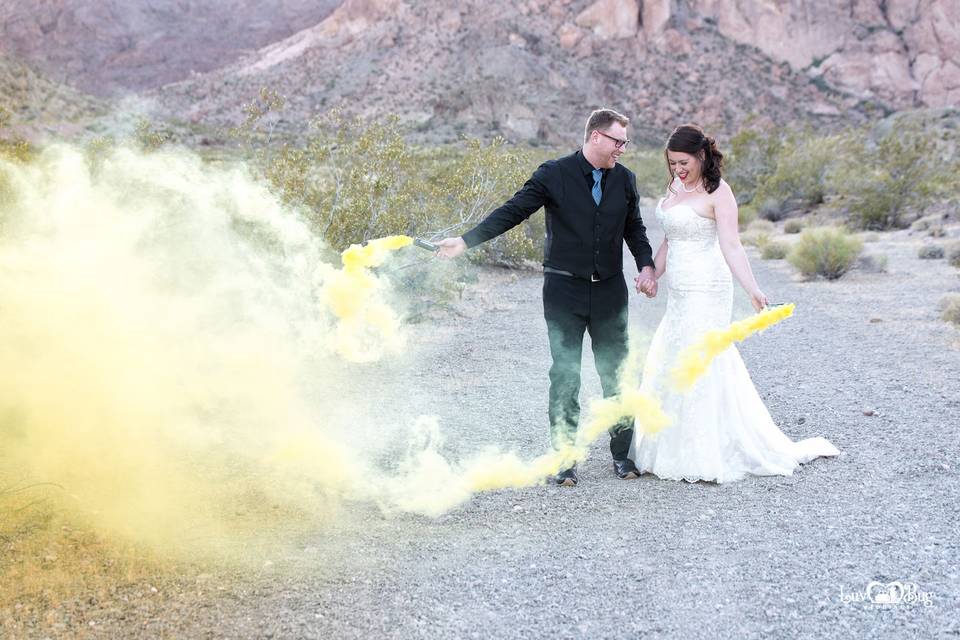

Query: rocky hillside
[0,56,104,138]
[688,0,958,109]
[2,0,957,144]
[150,0,959,144]
[0,0,340,95]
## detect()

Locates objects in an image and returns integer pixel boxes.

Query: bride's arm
[713,181,769,311]
[653,239,668,279]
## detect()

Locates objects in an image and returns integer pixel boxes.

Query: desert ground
[6,207,957,639]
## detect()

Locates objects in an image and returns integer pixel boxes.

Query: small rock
[870,318,883,323]
[863,408,876,416]
[797,417,806,424]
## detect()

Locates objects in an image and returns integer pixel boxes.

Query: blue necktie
[591,168,602,206]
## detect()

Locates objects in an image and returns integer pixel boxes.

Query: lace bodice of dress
[656,199,731,293]
[656,198,718,244]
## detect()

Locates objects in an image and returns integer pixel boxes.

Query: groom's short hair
[584,108,629,143]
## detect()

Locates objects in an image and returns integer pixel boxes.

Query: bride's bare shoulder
[709,179,736,203]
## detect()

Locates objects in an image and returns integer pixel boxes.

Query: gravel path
[29,213,960,639]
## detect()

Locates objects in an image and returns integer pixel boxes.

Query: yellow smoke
[322,235,413,362]
[0,144,387,557]
[670,304,796,391]
[0,141,799,547]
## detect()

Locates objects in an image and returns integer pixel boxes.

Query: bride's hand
[750,289,769,312]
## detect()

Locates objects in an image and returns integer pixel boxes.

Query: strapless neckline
[657,198,713,221]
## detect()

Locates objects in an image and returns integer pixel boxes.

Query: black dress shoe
[613,458,640,480]
[555,466,578,487]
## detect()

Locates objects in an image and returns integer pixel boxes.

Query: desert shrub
[831,124,955,230]
[737,203,758,228]
[741,219,775,247]
[424,138,544,266]
[626,148,670,198]
[941,293,960,325]
[747,219,775,233]
[761,240,789,260]
[911,215,939,232]
[725,124,781,205]
[947,242,960,268]
[742,230,770,248]
[0,105,31,162]
[787,227,863,279]
[783,218,804,234]
[238,104,543,265]
[134,118,172,151]
[752,132,838,218]
[858,253,888,273]
[918,244,945,259]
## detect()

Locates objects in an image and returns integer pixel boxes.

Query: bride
[628,124,839,483]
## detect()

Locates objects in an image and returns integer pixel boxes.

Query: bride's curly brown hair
[665,124,724,194]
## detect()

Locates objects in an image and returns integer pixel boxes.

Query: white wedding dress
[628,198,839,483]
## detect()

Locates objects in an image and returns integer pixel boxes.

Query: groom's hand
[436,237,467,259]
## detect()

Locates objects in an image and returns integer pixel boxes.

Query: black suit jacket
[461,150,655,280]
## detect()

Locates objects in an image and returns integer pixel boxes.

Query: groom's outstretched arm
[437,162,554,258]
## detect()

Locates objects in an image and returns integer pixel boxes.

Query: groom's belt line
[543,266,606,282]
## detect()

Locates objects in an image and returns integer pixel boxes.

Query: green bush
[737,203,758,229]
[725,124,781,206]
[747,219,775,233]
[831,124,953,230]
[761,240,789,260]
[911,215,939,232]
[918,244,945,259]
[742,219,775,247]
[239,106,543,265]
[787,227,863,280]
[947,242,960,268]
[940,293,960,325]
[625,149,670,198]
[752,133,837,218]
[783,218,804,234]
[0,105,32,162]
[742,231,770,248]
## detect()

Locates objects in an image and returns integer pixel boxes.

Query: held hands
[435,237,467,259]
[635,267,657,298]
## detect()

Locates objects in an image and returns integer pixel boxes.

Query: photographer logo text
[840,580,934,608]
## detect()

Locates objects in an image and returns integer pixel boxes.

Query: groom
[437,108,657,486]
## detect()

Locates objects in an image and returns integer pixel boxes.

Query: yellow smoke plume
[670,303,796,391]
[0,144,380,558]
[322,235,413,362]
[0,141,799,547]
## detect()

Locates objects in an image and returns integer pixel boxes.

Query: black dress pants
[542,272,633,459]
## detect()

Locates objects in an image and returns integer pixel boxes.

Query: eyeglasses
[595,130,630,149]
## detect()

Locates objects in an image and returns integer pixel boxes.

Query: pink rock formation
[575,0,640,40]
